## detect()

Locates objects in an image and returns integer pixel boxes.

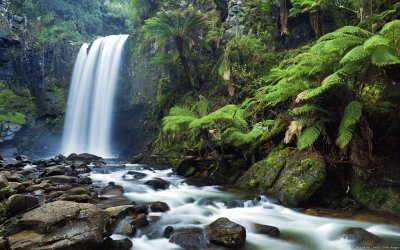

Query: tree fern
[297,122,322,149]
[297,73,344,101]
[340,45,370,65]
[221,127,263,147]
[317,26,372,42]
[336,101,363,148]
[363,35,391,50]
[289,104,326,116]
[371,46,400,66]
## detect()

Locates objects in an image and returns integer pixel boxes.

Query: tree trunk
[175,36,194,87]
[280,0,289,35]
[310,12,324,37]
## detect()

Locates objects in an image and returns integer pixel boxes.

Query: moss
[236,147,326,206]
[0,83,37,125]
[350,177,400,215]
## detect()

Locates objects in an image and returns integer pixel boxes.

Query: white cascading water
[90,164,400,250]
[61,35,129,157]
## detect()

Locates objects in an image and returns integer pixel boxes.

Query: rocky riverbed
[1,154,400,250]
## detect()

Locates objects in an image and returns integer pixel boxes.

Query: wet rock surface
[205,217,246,248]
[144,177,170,190]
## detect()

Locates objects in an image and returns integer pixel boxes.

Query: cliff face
[0,0,154,158]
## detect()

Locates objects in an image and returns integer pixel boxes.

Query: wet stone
[102,237,133,250]
[144,178,169,190]
[254,224,280,237]
[122,171,147,180]
[206,217,246,248]
[100,182,124,196]
[131,213,149,228]
[167,227,208,249]
[149,201,170,212]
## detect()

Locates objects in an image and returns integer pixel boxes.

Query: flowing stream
[90,162,400,250]
[61,35,129,157]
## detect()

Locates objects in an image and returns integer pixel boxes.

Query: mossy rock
[236,147,326,206]
[350,176,400,215]
[269,151,326,206]
[236,148,293,189]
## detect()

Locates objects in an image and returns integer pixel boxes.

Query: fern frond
[380,20,400,38]
[298,73,344,101]
[162,115,197,132]
[340,46,370,65]
[297,122,322,149]
[169,106,198,117]
[221,127,263,147]
[371,46,400,66]
[363,35,390,50]
[336,101,363,148]
[289,104,326,116]
[318,26,372,42]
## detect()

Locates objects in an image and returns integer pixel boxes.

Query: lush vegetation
[0,82,37,125]
[127,0,400,182]
[9,0,132,44]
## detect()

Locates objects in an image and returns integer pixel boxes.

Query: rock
[166,226,208,249]
[236,148,326,206]
[350,176,400,216]
[131,213,149,228]
[100,182,124,196]
[115,223,136,237]
[254,224,280,237]
[144,178,169,190]
[205,217,246,248]
[1,172,22,182]
[66,187,91,196]
[0,186,17,202]
[74,163,92,174]
[77,176,92,185]
[3,201,109,249]
[0,237,10,250]
[122,171,147,180]
[4,194,39,217]
[44,175,77,184]
[15,155,31,163]
[67,153,102,162]
[134,205,149,214]
[46,191,64,200]
[0,174,9,188]
[106,205,137,220]
[27,182,52,192]
[93,162,106,168]
[342,227,380,246]
[60,194,92,203]
[102,237,133,250]
[149,201,170,212]
[42,165,66,177]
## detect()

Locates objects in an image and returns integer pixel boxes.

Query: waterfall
[61,35,129,157]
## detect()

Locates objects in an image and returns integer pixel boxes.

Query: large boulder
[205,217,246,248]
[165,226,208,249]
[144,178,169,190]
[99,182,124,196]
[0,174,8,188]
[1,201,109,250]
[342,227,380,246]
[350,176,400,215]
[236,148,326,206]
[66,153,102,162]
[4,194,39,217]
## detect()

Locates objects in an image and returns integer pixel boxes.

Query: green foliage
[142,8,207,43]
[221,126,263,147]
[0,82,36,125]
[297,122,322,149]
[336,101,363,148]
